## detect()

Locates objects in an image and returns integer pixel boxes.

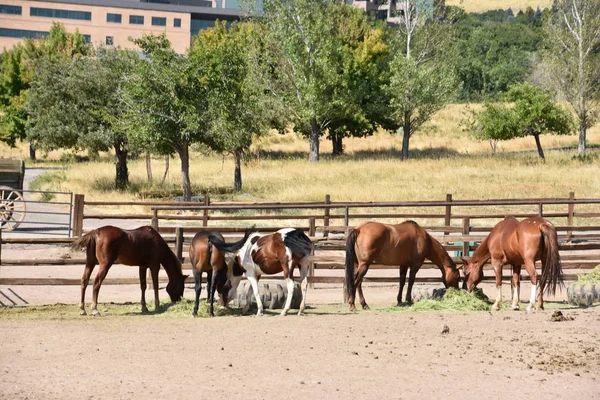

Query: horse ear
[460,256,469,265]
[456,264,463,270]
[183,274,190,281]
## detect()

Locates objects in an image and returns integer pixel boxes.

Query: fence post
[151,209,159,230]
[344,206,350,230]
[538,203,543,218]
[203,195,210,227]
[444,193,452,236]
[308,217,316,237]
[0,228,2,267]
[72,194,85,237]
[567,191,575,242]
[323,194,331,238]
[462,217,470,257]
[175,227,184,262]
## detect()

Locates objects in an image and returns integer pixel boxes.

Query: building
[352,0,442,24]
[0,0,244,53]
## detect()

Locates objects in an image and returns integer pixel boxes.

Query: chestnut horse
[72,225,188,316]
[188,228,255,317]
[345,221,461,311]
[461,216,563,311]
[209,228,313,316]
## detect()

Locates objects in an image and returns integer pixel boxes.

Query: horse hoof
[349,304,357,312]
[256,311,264,316]
[92,310,101,317]
[512,305,520,311]
[297,311,305,316]
[362,304,370,310]
[192,313,198,318]
[280,311,288,316]
[79,309,87,316]
[492,304,500,311]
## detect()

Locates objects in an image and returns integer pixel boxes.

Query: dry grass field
[446,0,553,12]
[2,103,599,222]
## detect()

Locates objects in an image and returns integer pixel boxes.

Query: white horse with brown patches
[208,228,313,316]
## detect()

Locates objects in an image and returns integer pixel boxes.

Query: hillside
[447,0,553,12]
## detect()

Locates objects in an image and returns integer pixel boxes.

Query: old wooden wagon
[0,159,26,230]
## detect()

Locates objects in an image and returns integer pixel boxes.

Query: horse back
[189,231,225,272]
[354,221,425,265]
[94,226,161,266]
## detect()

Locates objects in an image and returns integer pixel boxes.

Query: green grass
[576,265,600,284]
[0,298,241,320]
[393,288,492,312]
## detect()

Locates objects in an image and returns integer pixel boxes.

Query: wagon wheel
[0,186,26,231]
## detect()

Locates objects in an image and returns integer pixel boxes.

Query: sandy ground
[1,304,598,400]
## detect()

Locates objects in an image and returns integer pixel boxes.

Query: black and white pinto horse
[208,228,313,316]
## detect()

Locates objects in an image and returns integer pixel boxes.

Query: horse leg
[355,262,371,310]
[397,265,408,306]
[246,271,264,316]
[405,265,419,304]
[79,262,96,316]
[491,259,503,311]
[511,265,522,310]
[298,257,310,316]
[192,268,202,317]
[91,263,112,317]
[208,270,218,317]
[139,265,149,314]
[281,248,294,316]
[150,265,160,313]
[523,260,539,312]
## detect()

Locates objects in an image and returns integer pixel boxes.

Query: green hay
[406,288,492,312]
[576,264,600,284]
[0,297,240,320]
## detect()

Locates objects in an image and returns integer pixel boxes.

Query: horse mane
[425,231,455,270]
[157,233,183,278]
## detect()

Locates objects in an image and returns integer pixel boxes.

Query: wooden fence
[1,193,599,287]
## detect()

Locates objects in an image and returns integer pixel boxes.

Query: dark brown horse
[345,221,461,311]
[461,216,563,311]
[72,225,188,316]
[209,228,313,316]
[188,229,254,317]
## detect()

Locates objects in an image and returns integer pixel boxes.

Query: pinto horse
[345,221,461,311]
[209,228,313,316]
[72,225,188,316]
[188,229,255,317]
[461,216,563,311]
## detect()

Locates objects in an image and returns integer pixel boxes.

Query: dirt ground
[1,244,599,399]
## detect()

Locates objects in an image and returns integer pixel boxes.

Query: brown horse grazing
[188,229,255,317]
[72,226,188,316]
[209,228,314,316]
[461,216,563,311]
[345,221,461,311]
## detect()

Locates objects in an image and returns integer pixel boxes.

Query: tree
[25,47,137,188]
[260,0,354,162]
[387,0,457,160]
[189,21,280,191]
[470,83,575,159]
[544,0,600,154]
[0,22,91,158]
[124,34,208,201]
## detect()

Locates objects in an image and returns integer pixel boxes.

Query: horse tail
[539,222,564,295]
[208,225,257,253]
[71,230,98,264]
[283,228,314,258]
[345,229,359,302]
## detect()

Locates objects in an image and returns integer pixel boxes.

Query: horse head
[166,274,188,302]
[443,260,461,289]
[459,257,482,292]
[220,255,245,307]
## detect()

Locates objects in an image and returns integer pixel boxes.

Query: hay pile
[576,264,600,284]
[409,288,491,312]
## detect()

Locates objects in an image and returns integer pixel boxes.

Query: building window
[30,7,91,21]
[190,19,216,37]
[152,16,166,26]
[225,0,240,9]
[107,13,121,23]
[0,4,22,15]
[106,36,113,45]
[174,18,181,28]
[129,15,144,25]
[83,34,91,43]
[0,27,48,39]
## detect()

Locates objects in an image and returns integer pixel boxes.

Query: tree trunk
[145,153,153,183]
[114,141,129,190]
[161,155,169,184]
[578,109,587,154]
[308,118,320,162]
[576,14,586,154]
[233,147,242,191]
[331,133,343,157]
[29,143,36,161]
[401,113,411,160]
[533,134,545,160]
[177,142,192,201]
